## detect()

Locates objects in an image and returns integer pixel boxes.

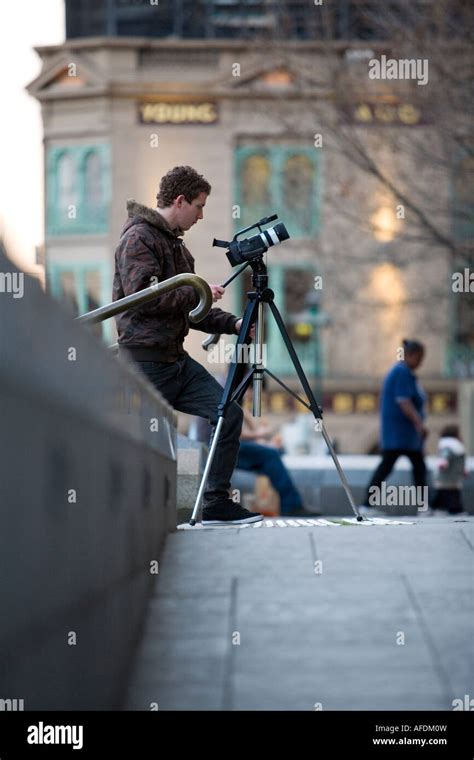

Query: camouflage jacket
[113,200,239,361]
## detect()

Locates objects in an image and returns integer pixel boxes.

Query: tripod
[189,256,363,525]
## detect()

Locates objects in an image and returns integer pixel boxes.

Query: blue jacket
[380,362,426,451]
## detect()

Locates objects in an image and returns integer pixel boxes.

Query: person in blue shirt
[361,339,428,511]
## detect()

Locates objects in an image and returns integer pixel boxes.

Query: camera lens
[261,222,290,248]
[223,217,291,266]
[273,222,290,243]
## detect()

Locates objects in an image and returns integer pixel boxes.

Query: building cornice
[34,37,390,55]
[33,36,470,55]
[32,85,333,103]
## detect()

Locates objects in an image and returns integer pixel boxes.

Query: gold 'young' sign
[138,101,218,125]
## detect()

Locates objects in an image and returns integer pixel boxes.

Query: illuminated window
[241,154,271,215]
[370,206,399,243]
[283,154,314,236]
[333,394,354,414]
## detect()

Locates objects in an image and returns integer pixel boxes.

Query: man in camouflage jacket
[113,165,263,525]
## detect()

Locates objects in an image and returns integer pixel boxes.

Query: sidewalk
[125,516,474,711]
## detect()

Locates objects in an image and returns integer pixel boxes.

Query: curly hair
[156,166,211,208]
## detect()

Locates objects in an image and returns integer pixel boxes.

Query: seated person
[238,408,319,517]
[192,409,319,518]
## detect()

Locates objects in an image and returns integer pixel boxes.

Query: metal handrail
[76,273,212,325]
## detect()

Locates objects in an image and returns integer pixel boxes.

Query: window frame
[46,144,111,236]
[234,143,321,240]
[48,260,113,341]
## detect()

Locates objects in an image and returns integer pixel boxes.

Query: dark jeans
[364,448,426,505]
[431,489,463,514]
[237,441,303,514]
[136,355,243,505]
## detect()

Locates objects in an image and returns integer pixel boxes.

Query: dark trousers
[136,356,243,505]
[364,449,426,505]
[237,441,303,514]
[431,489,463,514]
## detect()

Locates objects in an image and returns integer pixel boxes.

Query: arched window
[57,153,77,213]
[84,151,103,207]
[283,154,315,235]
[241,154,271,224]
[47,144,110,235]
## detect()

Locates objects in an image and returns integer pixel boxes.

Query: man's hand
[399,399,429,441]
[415,422,429,440]
[235,319,256,340]
[210,284,225,303]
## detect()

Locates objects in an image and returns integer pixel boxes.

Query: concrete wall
[0,249,177,709]
[231,455,474,516]
[280,456,474,515]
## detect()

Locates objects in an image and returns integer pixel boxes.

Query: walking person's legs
[406,450,428,510]
[363,450,400,506]
[405,450,427,488]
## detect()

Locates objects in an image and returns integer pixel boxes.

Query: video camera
[213,214,290,267]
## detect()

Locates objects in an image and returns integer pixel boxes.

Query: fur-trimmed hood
[124,199,184,238]
[113,196,239,360]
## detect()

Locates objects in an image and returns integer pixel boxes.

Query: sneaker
[202,499,264,525]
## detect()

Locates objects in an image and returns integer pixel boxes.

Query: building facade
[27,1,473,452]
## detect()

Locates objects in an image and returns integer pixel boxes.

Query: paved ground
[125,516,474,711]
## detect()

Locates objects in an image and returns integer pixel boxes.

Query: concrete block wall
[282,455,474,516]
[0,249,177,709]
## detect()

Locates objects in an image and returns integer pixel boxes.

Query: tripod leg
[218,296,258,412]
[320,423,361,519]
[189,417,225,526]
[189,298,258,526]
[268,300,362,521]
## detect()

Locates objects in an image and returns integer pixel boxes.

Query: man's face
[406,350,424,369]
[175,191,208,231]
